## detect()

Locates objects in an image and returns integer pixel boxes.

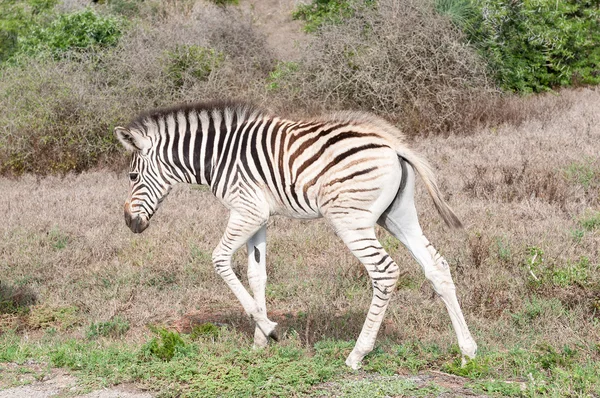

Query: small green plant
[164,45,224,88]
[86,316,130,339]
[48,227,69,250]
[571,228,585,243]
[266,61,299,91]
[551,256,590,287]
[535,343,577,370]
[189,322,221,340]
[564,159,598,190]
[443,356,491,379]
[293,0,372,32]
[495,236,511,263]
[580,211,600,232]
[141,326,187,361]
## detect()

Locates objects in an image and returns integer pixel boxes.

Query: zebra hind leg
[246,225,270,348]
[335,227,401,369]
[377,175,477,363]
[212,210,277,340]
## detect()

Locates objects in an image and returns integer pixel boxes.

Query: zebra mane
[127,100,267,136]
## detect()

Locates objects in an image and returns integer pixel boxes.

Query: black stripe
[305,144,387,191]
[295,132,379,180]
[182,113,193,178]
[219,113,243,197]
[192,113,203,183]
[250,119,270,185]
[203,115,215,185]
[325,166,378,187]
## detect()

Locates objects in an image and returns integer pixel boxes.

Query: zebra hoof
[268,329,279,342]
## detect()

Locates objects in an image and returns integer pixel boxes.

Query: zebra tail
[396,146,463,229]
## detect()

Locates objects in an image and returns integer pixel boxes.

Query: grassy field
[1,87,599,396]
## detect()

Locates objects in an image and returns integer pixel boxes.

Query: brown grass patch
[0,87,599,351]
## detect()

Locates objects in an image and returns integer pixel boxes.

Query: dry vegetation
[1,0,600,395]
[1,88,598,354]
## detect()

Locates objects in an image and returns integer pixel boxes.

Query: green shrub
[14,8,123,61]
[266,61,299,91]
[141,326,187,361]
[0,60,125,175]
[465,0,600,92]
[0,0,58,62]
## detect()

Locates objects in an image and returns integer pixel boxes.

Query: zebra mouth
[124,202,150,233]
[128,215,149,233]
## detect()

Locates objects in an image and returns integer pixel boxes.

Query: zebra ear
[114,126,151,153]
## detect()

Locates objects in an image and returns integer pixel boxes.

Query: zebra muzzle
[124,202,149,233]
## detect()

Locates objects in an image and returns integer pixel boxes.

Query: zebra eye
[129,172,139,182]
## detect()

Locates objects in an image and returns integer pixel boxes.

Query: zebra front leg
[213,211,277,340]
[246,225,270,347]
[336,227,401,370]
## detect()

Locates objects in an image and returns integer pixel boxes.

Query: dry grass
[1,88,599,356]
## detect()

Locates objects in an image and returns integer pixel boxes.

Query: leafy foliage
[465,0,600,92]
[14,8,123,61]
[0,0,58,62]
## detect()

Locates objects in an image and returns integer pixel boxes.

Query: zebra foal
[115,101,477,369]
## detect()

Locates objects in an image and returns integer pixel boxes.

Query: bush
[0,0,58,62]
[465,0,600,92]
[14,8,123,61]
[285,0,492,134]
[0,4,274,176]
[164,45,225,89]
[141,326,187,361]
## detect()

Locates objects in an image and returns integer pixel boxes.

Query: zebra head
[115,125,172,233]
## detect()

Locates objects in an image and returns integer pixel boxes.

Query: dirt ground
[0,366,151,398]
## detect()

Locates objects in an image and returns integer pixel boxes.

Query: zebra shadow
[173,307,403,346]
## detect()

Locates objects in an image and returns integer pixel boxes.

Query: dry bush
[280,0,493,133]
[1,84,599,350]
[0,3,275,176]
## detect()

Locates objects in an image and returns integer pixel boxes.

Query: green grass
[86,316,130,339]
[1,327,599,396]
